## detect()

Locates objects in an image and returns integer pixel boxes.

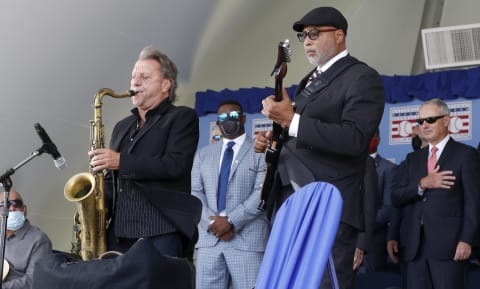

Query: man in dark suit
[392,98,480,289]
[354,155,379,273]
[356,129,397,273]
[254,6,385,289]
[89,46,200,257]
[387,126,427,285]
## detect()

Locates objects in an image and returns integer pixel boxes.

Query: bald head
[9,190,23,202]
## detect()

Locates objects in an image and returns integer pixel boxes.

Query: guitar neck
[257,39,290,212]
[274,79,283,102]
[271,78,283,142]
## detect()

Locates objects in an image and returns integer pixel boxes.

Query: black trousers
[320,223,358,289]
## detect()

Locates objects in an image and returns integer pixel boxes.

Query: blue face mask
[7,211,25,231]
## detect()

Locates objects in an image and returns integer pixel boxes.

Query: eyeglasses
[297,28,338,42]
[416,115,446,125]
[0,199,24,209]
[217,111,242,122]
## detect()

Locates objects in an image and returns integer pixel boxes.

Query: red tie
[428,146,438,173]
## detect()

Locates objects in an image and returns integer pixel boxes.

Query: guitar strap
[295,56,362,114]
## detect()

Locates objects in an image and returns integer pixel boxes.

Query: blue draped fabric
[194,66,480,116]
[254,182,343,289]
[195,86,298,116]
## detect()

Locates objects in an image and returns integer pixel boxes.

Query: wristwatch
[227,217,234,229]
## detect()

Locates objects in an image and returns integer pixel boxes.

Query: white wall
[442,0,480,26]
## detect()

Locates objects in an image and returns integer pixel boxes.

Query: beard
[305,44,337,67]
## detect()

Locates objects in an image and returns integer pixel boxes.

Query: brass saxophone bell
[65,88,132,260]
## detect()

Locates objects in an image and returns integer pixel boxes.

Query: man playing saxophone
[88,46,200,258]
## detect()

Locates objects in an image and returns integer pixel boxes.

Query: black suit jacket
[374,154,397,228]
[278,55,385,230]
[106,100,201,241]
[357,156,380,250]
[392,138,480,261]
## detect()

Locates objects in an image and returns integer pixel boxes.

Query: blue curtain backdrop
[195,66,480,116]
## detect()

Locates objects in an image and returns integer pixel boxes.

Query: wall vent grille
[422,23,480,70]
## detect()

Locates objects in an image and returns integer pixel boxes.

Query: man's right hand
[419,166,456,190]
[254,131,272,153]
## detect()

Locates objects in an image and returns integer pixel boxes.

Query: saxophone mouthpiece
[128,90,137,96]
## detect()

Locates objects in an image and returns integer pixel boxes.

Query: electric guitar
[258,39,291,211]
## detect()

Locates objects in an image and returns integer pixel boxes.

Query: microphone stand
[0,145,48,287]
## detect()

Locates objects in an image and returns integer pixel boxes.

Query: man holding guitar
[254,6,385,289]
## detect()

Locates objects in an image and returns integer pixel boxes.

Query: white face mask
[7,211,25,231]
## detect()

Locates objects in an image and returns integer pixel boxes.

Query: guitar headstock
[270,39,292,78]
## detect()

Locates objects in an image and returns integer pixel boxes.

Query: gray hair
[420,98,450,116]
[138,46,178,102]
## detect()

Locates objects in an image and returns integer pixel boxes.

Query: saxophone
[64,88,136,260]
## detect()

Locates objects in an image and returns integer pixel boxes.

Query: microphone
[34,123,67,170]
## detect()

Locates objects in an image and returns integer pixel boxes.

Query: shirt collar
[318,49,349,73]
[429,135,450,156]
[131,99,172,120]
[222,133,246,148]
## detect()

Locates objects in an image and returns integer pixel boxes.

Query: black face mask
[411,135,422,151]
[219,120,242,138]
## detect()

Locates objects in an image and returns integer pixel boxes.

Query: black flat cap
[293,7,348,34]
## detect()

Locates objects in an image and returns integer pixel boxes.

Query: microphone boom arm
[0,149,43,184]
[0,146,45,288]
[0,122,65,287]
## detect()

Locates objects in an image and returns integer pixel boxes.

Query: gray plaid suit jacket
[192,135,269,251]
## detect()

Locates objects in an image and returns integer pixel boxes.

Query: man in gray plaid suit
[192,100,270,289]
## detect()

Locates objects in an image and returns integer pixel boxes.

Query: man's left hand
[89,148,121,171]
[453,241,471,262]
[353,248,364,270]
[261,88,294,128]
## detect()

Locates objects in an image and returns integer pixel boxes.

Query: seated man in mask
[2,190,52,289]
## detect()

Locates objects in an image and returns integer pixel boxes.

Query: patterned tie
[306,69,320,87]
[428,146,438,173]
[217,141,235,212]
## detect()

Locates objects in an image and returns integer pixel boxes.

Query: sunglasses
[297,28,338,42]
[1,199,24,209]
[217,111,242,122]
[416,115,446,125]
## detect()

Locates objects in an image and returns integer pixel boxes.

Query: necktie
[306,69,320,87]
[428,146,438,173]
[217,141,235,212]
